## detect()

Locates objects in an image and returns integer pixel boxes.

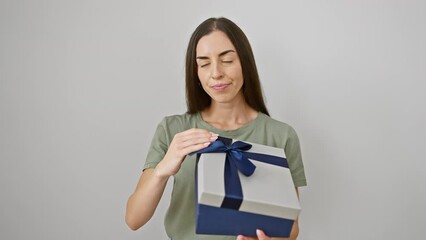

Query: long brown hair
[185,17,270,116]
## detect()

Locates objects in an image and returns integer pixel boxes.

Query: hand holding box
[193,136,301,237]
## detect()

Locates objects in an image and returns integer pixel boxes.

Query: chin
[211,96,236,104]
[207,90,243,104]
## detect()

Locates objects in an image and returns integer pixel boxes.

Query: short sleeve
[143,118,171,170]
[285,127,307,187]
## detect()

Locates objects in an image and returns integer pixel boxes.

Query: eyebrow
[196,50,236,60]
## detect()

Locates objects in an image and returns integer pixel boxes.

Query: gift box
[193,136,301,237]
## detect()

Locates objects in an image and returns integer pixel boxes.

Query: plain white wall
[1,0,425,239]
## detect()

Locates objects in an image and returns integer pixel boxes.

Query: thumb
[256,229,269,239]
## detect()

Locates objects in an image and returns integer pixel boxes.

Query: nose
[211,62,224,80]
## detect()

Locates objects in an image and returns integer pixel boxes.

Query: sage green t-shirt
[144,112,307,240]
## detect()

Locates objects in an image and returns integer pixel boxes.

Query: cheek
[198,69,212,82]
[229,67,244,82]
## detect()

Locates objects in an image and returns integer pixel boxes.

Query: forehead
[196,30,236,56]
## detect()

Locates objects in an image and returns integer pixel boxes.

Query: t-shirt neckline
[196,111,265,137]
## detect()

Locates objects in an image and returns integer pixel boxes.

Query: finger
[178,128,215,139]
[236,235,247,240]
[177,132,218,149]
[236,235,256,240]
[176,130,217,145]
[177,136,216,152]
[180,141,212,156]
[256,229,269,240]
[182,133,217,145]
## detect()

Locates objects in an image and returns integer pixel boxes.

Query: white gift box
[194,137,301,237]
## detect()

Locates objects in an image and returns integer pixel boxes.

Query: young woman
[126,17,307,240]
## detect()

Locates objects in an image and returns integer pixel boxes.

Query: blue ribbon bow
[194,140,257,176]
[192,137,289,210]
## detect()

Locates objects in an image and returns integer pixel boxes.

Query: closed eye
[200,63,210,68]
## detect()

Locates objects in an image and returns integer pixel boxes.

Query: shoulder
[158,112,198,134]
[260,113,298,136]
[253,113,300,149]
[161,112,197,127]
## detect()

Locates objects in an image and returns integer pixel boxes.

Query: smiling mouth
[211,83,230,91]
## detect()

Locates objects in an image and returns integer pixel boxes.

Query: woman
[126,17,307,240]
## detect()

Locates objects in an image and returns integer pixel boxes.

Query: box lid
[197,139,301,220]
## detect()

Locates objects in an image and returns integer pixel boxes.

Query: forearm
[125,168,169,230]
[125,129,217,230]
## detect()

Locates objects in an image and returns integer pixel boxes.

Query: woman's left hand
[236,229,271,240]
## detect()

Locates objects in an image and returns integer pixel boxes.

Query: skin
[125,30,300,240]
[195,30,258,130]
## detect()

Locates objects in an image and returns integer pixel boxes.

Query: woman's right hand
[154,128,218,177]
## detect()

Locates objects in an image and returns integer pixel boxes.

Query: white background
[1,0,425,239]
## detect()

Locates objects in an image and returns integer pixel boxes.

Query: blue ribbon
[192,137,289,210]
[194,140,257,176]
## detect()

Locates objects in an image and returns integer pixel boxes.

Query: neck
[201,97,258,131]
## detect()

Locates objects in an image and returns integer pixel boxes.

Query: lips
[211,83,230,91]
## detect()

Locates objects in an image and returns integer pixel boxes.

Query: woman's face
[196,31,244,105]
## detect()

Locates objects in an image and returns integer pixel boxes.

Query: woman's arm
[125,128,218,230]
[125,168,168,230]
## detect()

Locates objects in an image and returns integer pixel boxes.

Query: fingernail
[210,136,218,141]
[203,142,210,146]
[210,132,219,137]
